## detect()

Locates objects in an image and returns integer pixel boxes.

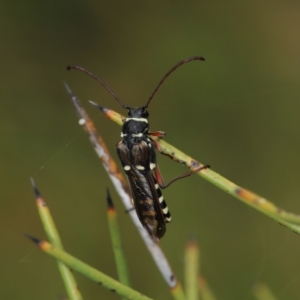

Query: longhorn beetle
[67,56,209,241]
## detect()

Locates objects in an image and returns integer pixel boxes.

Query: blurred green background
[2,1,300,299]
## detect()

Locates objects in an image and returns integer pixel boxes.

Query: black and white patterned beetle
[67,56,209,241]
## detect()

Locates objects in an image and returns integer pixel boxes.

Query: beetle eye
[142,109,149,118]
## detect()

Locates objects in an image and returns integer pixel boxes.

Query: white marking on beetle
[154,183,159,189]
[150,163,156,170]
[126,118,148,123]
[78,118,86,125]
[159,196,164,203]
[124,165,131,171]
[163,207,169,214]
[121,132,127,137]
[136,165,145,170]
[132,133,143,137]
[165,216,172,222]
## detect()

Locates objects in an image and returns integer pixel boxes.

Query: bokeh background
[2,1,300,299]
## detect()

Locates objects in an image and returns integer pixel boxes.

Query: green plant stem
[106,189,131,288]
[171,283,187,300]
[99,107,300,234]
[27,236,154,300]
[184,238,199,300]
[31,178,83,300]
[198,276,217,300]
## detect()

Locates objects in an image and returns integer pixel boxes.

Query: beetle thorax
[121,107,149,138]
[121,119,149,138]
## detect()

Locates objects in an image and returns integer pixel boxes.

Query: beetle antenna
[67,65,129,109]
[144,56,205,108]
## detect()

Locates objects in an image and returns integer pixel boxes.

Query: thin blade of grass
[97,106,300,234]
[106,188,131,288]
[25,235,153,300]
[30,178,83,300]
[184,237,199,300]
[170,284,186,300]
[198,276,217,300]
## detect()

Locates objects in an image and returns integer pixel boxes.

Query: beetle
[67,56,209,241]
